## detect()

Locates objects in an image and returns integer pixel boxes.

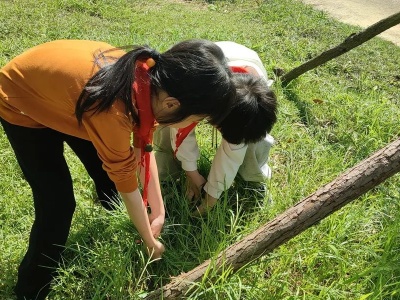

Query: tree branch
[281,11,400,84]
[145,137,400,299]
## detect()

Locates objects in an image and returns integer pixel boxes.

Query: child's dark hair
[218,73,277,144]
[75,39,235,127]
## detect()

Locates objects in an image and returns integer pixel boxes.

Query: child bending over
[154,41,278,215]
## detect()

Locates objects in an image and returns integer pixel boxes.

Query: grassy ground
[1,0,399,299]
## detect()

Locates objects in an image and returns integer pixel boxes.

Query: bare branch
[281,11,400,84]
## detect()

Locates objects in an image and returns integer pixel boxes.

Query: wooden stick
[145,137,400,299]
[281,11,400,84]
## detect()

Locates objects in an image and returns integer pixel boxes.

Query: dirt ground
[301,0,400,46]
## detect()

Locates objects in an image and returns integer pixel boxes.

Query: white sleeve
[170,127,199,171]
[204,139,248,199]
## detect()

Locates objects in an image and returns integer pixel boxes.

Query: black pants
[0,118,118,300]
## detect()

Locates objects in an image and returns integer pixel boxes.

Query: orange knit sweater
[0,40,142,193]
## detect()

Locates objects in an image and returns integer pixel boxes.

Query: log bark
[145,137,400,299]
[281,11,400,84]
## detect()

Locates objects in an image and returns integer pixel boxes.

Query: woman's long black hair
[75,39,236,127]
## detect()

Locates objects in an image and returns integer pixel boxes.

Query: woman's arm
[134,147,165,238]
[119,189,164,258]
[81,109,164,257]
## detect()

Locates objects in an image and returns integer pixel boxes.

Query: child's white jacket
[171,41,274,199]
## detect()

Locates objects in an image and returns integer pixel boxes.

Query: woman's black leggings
[0,118,118,300]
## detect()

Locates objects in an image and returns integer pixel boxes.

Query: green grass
[1,0,400,299]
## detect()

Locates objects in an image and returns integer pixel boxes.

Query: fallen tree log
[281,11,400,84]
[145,137,400,299]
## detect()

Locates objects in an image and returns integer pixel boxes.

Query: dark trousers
[0,118,118,300]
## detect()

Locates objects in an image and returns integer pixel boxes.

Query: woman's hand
[185,170,206,201]
[148,213,165,239]
[145,239,165,260]
[120,189,165,259]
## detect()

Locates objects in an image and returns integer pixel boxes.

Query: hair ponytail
[75,45,157,124]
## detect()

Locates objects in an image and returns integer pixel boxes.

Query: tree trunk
[145,137,400,299]
[281,11,400,84]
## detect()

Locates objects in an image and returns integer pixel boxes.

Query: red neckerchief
[174,122,198,157]
[230,66,248,74]
[132,59,155,206]
[173,66,250,156]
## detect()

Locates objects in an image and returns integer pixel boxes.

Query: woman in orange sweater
[0,39,235,300]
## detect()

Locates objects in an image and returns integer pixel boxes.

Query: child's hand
[192,194,218,217]
[185,170,206,201]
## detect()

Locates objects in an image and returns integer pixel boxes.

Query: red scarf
[230,66,248,74]
[132,59,155,206]
[174,122,198,157]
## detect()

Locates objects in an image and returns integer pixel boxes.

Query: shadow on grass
[282,82,313,127]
